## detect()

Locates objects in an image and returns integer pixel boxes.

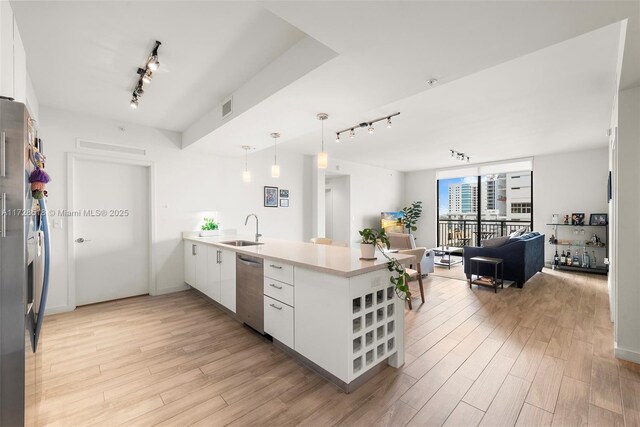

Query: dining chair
[398,247,426,310]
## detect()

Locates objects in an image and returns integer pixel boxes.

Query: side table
[469,256,504,293]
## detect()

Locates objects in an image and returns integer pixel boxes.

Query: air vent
[77,139,146,156]
[222,97,233,118]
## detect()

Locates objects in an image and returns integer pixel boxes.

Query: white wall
[40,107,306,313]
[317,158,404,244]
[325,175,350,244]
[533,148,609,263]
[614,86,640,363]
[404,169,437,247]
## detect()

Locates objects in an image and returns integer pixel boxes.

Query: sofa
[387,232,435,274]
[463,232,545,288]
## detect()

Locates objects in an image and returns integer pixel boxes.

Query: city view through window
[437,172,532,247]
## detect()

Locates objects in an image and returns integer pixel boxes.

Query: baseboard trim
[154,284,189,295]
[44,305,75,315]
[614,345,640,364]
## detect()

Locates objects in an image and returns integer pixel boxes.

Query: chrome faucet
[245,214,261,242]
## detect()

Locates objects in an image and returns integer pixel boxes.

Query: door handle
[75,237,91,243]
[269,283,283,290]
[1,132,5,177]
[269,303,283,311]
[269,264,283,270]
[1,193,5,238]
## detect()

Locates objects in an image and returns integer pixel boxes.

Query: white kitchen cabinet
[183,241,206,291]
[206,247,221,302]
[264,295,294,349]
[219,249,236,312]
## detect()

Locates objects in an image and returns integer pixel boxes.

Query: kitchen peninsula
[183,234,413,392]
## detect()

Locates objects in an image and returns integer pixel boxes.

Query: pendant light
[316,113,328,169]
[242,145,252,183]
[270,132,281,178]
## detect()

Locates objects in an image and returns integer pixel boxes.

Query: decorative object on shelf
[548,234,558,244]
[28,144,51,199]
[241,146,253,183]
[589,213,608,226]
[399,201,422,233]
[586,233,604,247]
[564,214,570,224]
[279,189,289,198]
[358,228,381,260]
[450,149,470,163]
[270,132,280,178]
[335,112,400,142]
[551,214,559,224]
[199,217,219,237]
[130,40,161,109]
[316,113,328,169]
[264,186,278,207]
[280,199,289,207]
[358,228,411,302]
[571,213,585,225]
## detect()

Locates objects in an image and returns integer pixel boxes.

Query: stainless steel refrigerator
[0,98,45,427]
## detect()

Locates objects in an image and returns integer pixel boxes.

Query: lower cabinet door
[264,296,294,349]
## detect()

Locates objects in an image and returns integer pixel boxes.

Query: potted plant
[358,227,411,302]
[199,217,220,237]
[399,201,423,233]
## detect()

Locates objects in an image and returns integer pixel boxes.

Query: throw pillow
[481,236,510,248]
[509,226,528,238]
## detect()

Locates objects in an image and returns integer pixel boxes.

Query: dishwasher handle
[237,255,263,267]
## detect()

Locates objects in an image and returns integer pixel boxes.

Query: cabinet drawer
[264,296,294,349]
[264,260,294,285]
[263,278,294,307]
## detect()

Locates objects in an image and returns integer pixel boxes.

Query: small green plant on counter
[398,200,423,233]
[359,227,411,302]
[201,217,219,231]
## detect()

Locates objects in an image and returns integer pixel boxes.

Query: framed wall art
[264,186,278,207]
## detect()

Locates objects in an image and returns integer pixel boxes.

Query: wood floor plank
[479,374,531,427]
[510,338,548,382]
[515,403,553,427]
[545,326,573,360]
[525,355,565,413]
[457,338,504,381]
[400,353,466,410]
[462,354,516,411]
[533,315,557,343]
[564,338,593,383]
[620,376,640,427]
[552,376,589,427]
[588,404,625,427]
[408,372,474,427]
[442,402,485,427]
[590,356,623,414]
[497,325,534,359]
[374,401,418,427]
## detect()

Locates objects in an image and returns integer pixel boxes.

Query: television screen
[381,211,404,233]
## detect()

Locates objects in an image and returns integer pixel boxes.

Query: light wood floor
[36,269,640,426]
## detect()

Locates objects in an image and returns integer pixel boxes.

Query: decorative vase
[360,243,376,259]
[199,230,220,237]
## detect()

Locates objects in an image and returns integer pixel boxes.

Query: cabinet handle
[269,283,283,290]
[1,193,5,238]
[269,303,283,310]
[217,250,221,264]
[269,264,283,270]
[192,244,197,255]
[1,132,5,177]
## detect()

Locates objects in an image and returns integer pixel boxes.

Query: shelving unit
[546,223,608,275]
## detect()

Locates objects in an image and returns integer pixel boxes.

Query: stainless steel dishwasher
[236,253,264,334]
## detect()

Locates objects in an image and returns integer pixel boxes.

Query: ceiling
[12,1,305,131]
[12,1,640,172]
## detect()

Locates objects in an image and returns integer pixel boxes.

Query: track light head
[386,117,392,128]
[142,71,152,84]
[147,56,159,71]
[130,97,139,109]
[349,129,355,139]
[368,124,374,134]
[134,85,144,97]
[335,133,340,143]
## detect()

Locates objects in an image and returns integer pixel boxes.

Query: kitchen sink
[220,240,263,247]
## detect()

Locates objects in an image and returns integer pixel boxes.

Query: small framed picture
[590,213,608,226]
[280,199,289,207]
[280,189,289,198]
[264,186,278,207]
[571,213,585,225]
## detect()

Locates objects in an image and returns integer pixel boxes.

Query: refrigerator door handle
[1,131,5,177]
[1,193,5,238]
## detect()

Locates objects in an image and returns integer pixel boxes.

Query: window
[511,202,532,214]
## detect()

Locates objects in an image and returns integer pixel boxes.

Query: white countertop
[183,234,413,278]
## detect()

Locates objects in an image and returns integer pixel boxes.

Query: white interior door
[74,158,149,306]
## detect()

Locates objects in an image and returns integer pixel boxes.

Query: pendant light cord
[321,119,325,152]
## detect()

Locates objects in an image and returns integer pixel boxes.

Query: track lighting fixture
[335,112,400,141]
[270,132,280,178]
[450,149,470,163]
[129,40,161,109]
[242,145,252,183]
[316,113,329,169]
